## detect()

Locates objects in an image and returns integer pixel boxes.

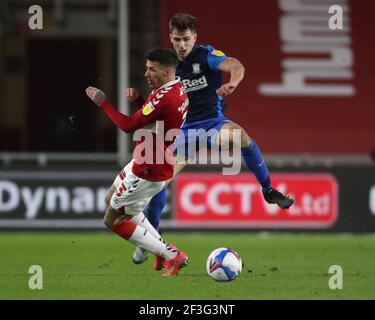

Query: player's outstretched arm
[86,86,107,106]
[216,57,245,97]
[86,86,133,132]
[85,86,162,133]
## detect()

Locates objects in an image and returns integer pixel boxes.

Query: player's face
[145,60,170,89]
[170,29,197,60]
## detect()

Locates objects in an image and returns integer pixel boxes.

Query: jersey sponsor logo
[211,50,225,57]
[182,75,208,92]
[192,63,201,74]
[142,102,155,115]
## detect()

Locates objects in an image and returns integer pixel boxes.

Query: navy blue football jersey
[177,44,228,121]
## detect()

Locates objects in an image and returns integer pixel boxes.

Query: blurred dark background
[0,0,158,153]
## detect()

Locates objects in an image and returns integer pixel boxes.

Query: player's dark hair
[169,13,196,33]
[146,47,178,69]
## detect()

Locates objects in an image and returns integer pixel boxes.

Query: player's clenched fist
[124,88,140,102]
[86,86,106,106]
[216,82,237,97]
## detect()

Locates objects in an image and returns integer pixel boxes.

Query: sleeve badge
[142,102,155,115]
[212,50,225,57]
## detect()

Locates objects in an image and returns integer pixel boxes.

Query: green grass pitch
[1,232,374,299]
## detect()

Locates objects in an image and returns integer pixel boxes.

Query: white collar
[153,77,181,93]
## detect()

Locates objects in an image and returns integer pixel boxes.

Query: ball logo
[209,259,222,273]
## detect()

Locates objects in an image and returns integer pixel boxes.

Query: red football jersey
[100,77,189,181]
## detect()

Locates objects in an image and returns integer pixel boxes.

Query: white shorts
[110,160,165,216]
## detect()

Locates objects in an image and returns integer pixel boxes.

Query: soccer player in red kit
[86,48,189,276]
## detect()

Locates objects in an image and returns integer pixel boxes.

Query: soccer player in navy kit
[133,13,294,267]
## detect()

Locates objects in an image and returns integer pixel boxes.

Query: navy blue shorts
[174,116,233,159]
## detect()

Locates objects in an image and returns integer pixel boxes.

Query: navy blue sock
[145,188,167,233]
[241,140,272,192]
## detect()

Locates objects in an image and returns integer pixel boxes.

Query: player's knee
[103,213,113,229]
[105,186,115,207]
[229,126,251,148]
[104,192,112,207]
[241,129,252,147]
[226,125,251,147]
[216,129,232,150]
[218,124,249,150]
[103,206,120,229]
[103,216,111,229]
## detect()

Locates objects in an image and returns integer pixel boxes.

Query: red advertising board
[174,173,338,228]
[161,0,375,154]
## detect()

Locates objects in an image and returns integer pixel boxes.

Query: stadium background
[1,0,373,232]
[1,0,375,301]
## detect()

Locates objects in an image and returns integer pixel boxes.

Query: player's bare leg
[105,185,151,264]
[105,186,147,263]
[103,206,126,228]
[104,204,188,276]
[106,178,189,271]
[217,122,294,209]
[216,122,250,150]
[134,154,189,268]
[104,185,116,207]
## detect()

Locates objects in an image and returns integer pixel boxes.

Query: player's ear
[165,67,173,76]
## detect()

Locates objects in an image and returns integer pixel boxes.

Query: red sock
[111,219,136,240]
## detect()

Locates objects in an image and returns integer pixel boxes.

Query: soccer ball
[206,247,242,282]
